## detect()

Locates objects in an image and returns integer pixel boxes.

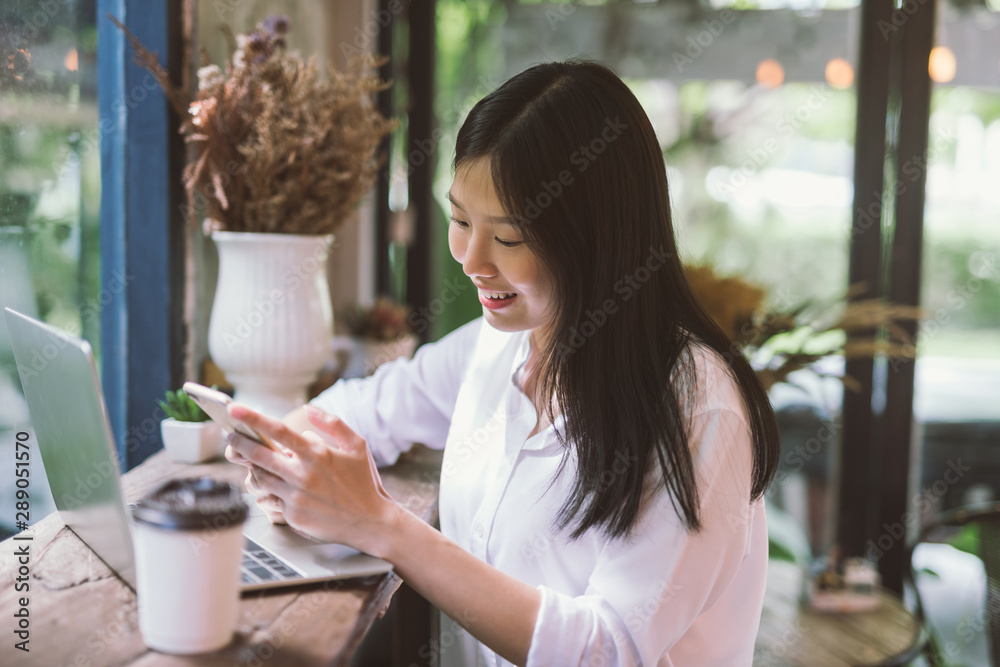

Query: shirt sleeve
[525,407,763,667]
[308,317,482,467]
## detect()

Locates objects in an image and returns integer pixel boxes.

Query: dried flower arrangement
[110,14,396,235]
[685,265,923,392]
[338,296,413,342]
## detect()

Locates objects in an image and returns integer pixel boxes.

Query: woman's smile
[477,286,519,309]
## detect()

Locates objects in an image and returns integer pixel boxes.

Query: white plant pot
[160,419,224,463]
[207,232,334,418]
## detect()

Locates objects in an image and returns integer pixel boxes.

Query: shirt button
[476,525,484,538]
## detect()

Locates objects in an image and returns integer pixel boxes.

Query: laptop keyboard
[240,537,303,584]
[127,503,303,585]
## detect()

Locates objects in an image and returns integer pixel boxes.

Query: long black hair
[454,60,779,539]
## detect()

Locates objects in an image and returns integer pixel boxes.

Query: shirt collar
[507,331,565,450]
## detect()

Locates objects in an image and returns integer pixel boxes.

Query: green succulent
[159,388,211,423]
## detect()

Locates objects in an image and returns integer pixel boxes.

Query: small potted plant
[159,388,224,463]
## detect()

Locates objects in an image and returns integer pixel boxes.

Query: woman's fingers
[249,463,291,495]
[304,406,365,452]
[228,429,298,480]
[223,403,395,549]
[258,495,287,524]
[245,467,288,524]
[229,404,312,456]
[225,432,252,466]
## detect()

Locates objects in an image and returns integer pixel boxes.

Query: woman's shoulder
[677,337,748,423]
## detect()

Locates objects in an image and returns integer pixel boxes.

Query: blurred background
[0,0,997,663]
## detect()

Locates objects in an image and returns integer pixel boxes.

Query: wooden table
[754,560,925,666]
[0,445,443,667]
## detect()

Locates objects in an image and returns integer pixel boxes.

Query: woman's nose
[461,233,497,279]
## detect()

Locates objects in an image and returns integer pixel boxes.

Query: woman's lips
[479,290,518,310]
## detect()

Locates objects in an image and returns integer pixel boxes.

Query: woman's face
[448,158,556,340]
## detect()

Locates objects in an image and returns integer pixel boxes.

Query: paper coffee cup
[132,476,248,654]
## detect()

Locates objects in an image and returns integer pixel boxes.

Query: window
[0,0,100,537]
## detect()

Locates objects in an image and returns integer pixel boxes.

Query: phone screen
[182,382,279,451]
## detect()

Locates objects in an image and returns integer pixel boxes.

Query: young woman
[226,60,779,667]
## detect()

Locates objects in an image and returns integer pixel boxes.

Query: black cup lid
[132,476,248,531]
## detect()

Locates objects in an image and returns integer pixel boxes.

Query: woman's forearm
[373,506,541,667]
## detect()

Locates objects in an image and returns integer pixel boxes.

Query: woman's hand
[223,403,400,555]
[226,439,288,524]
[226,407,539,666]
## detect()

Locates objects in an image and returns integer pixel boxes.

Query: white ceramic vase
[207,232,334,417]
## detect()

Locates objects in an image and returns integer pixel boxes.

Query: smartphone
[181,382,280,451]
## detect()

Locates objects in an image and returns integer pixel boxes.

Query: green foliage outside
[0,1,102,362]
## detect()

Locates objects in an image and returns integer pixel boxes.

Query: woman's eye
[450,217,521,247]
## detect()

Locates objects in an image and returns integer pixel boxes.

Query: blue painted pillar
[97,0,182,470]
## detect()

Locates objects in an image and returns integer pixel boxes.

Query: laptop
[4,307,393,592]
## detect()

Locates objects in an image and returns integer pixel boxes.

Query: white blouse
[310,317,768,667]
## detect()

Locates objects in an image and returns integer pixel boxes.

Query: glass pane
[434,1,860,558]
[911,2,1000,664]
[0,0,100,537]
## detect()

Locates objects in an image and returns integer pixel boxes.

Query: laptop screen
[4,308,136,588]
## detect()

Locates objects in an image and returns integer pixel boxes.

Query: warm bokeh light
[7,49,30,80]
[756,59,784,89]
[929,46,956,83]
[64,48,78,72]
[825,58,854,89]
